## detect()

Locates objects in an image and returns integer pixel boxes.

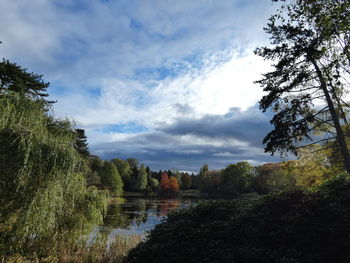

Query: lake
[92,196,205,247]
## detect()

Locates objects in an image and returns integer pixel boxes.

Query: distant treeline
[85,144,338,198]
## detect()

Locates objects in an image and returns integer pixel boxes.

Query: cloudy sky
[0,0,283,172]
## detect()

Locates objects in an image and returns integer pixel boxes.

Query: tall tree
[0,59,50,101]
[0,64,106,251]
[160,172,170,192]
[222,162,254,195]
[111,158,133,189]
[135,164,147,191]
[101,161,123,196]
[255,0,350,172]
[74,128,90,157]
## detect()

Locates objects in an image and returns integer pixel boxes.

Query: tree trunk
[312,59,350,173]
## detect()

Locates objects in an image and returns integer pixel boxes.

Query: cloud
[0,0,281,171]
[90,105,280,172]
[160,105,273,148]
[1,0,275,83]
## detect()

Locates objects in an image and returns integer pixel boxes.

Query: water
[94,197,204,247]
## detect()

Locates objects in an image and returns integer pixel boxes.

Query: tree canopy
[256,0,350,172]
[0,59,50,101]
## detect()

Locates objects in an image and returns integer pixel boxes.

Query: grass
[1,234,142,263]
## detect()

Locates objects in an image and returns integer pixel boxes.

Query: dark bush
[126,174,350,263]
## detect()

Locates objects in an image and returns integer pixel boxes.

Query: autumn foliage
[160,172,179,194]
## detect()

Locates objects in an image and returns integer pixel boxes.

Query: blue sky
[0,0,282,172]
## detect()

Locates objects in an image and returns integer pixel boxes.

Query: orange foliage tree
[169,176,179,193]
[160,172,179,194]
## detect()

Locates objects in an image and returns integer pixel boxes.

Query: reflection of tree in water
[104,198,188,230]
[158,199,180,217]
[104,204,133,228]
[133,199,148,225]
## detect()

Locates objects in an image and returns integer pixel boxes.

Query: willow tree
[256,0,350,172]
[0,67,106,252]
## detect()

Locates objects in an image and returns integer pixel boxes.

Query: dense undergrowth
[126,174,350,263]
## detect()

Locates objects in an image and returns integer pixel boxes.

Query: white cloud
[53,48,271,135]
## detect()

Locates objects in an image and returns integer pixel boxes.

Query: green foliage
[198,170,222,194]
[221,162,254,195]
[127,174,350,263]
[149,178,159,191]
[254,162,297,193]
[101,161,123,196]
[86,155,104,186]
[111,158,133,189]
[135,165,147,191]
[0,93,107,251]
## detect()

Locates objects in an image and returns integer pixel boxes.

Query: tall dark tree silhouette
[256,0,350,172]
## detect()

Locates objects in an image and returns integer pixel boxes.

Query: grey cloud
[174,103,195,115]
[90,106,280,172]
[161,105,274,148]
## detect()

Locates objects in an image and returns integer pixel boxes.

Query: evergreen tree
[0,59,50,101]
[111,158,133,190]
[74,128,90,157]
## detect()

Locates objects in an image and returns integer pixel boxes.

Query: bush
[126,174,350,263]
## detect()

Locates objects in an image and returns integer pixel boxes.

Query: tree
[149,178,159,191]
[221,162,254,195]
[293,145,334,187]
[86,155,104,186]
[198,164,209,177]
[160,172,170,192]
[254,162,297,193]
[255,0,350,172]
[160,172,179,194]
[0,59,50,101]
[175,172,182,189]
[198,170,222,194]
[127,158,139,170]
[74,128,90,157]
[181,173,192,189]
[0,69,106,251]
[135,164,147,191]
[111,158,133,189]
[101,161,123,196]
[169,176,180,193]
[127,158,139,188]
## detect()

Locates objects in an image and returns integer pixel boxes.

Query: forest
[1,0,350,262]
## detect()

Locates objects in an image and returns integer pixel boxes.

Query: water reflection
[102,197,200,237]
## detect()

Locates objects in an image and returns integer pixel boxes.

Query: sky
[0,0,283,172]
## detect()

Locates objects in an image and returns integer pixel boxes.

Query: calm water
[91,197,205,247]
